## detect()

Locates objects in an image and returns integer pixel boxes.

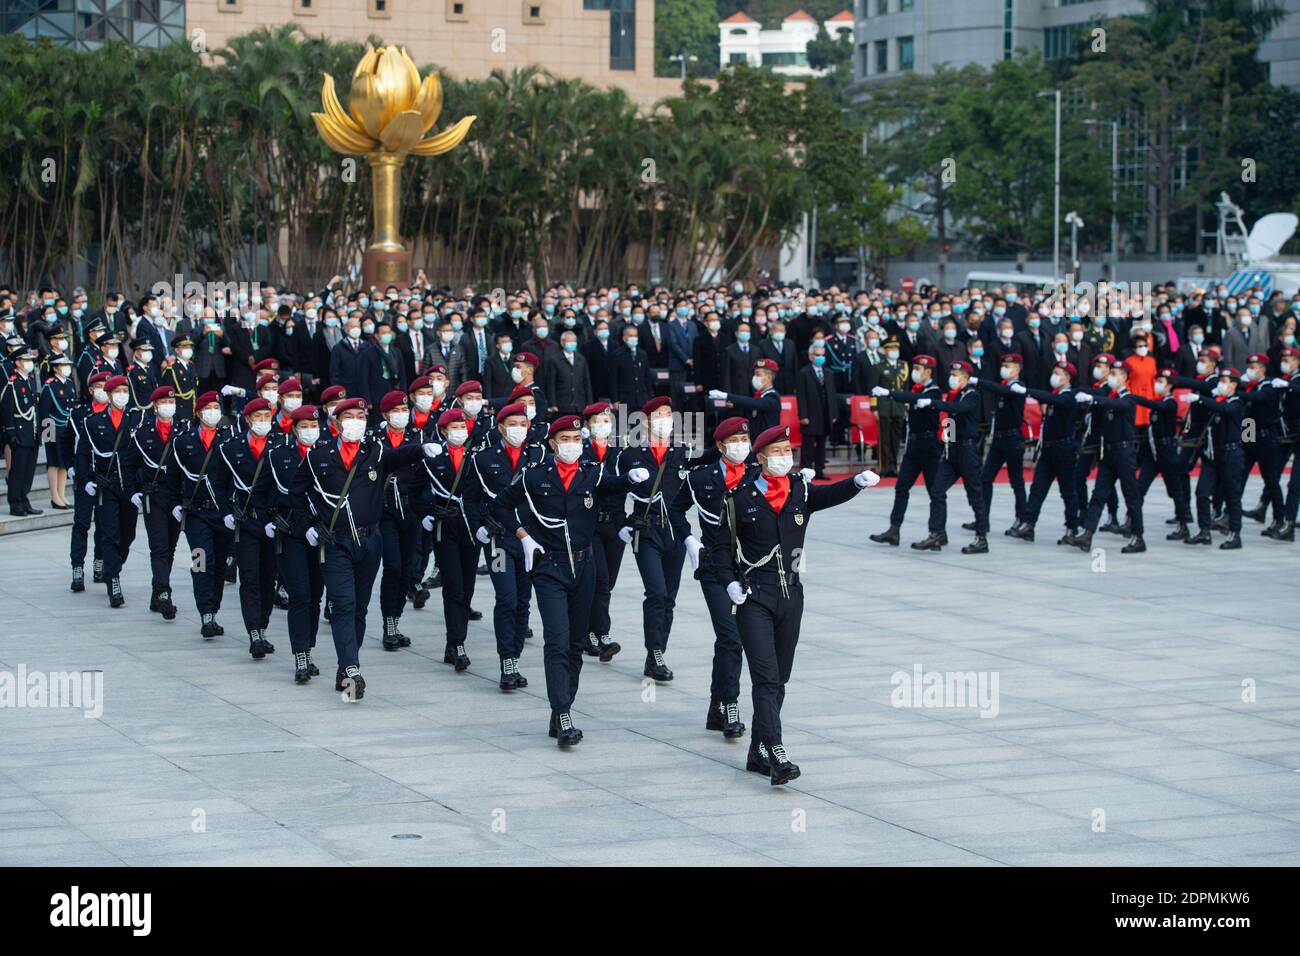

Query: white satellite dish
[1246,212,1298,261]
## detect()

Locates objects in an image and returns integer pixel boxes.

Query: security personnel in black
[78,374,143,607]
[580,402,626,663]
[372,390,425,652]
[78,331,124,400]
[160,336,199,423]
[706,357,781,437]
[1,348,40,516]
[172,390,236,638]
[463,402,544,686]
[1273,347,1300,541]
[1172,351,1221,527]
[421,407,482,674]
[69,371,110,590]
[270,405,326,683]
[711,424,879,785]
[1181,368,1247,549]
[911,360,989,553]
[38,353,77,511]
[669,416,754,739]
[1130,368,1194,541]
[1072,362,1146,554]
[290,397,441,700]
[452,379,495,451]
[489,414,645,746]
[1073,353,1121,532]
[125,337,158,410]
[617,395,691,682]
[121,385,182,620]
[869,353,943,545]
[1008,361,1082,543]
[1238,353,1286,534]
[219,397,282,660]
[974,352,1027,533]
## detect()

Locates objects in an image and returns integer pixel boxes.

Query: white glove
[1010,383,1028,395]
[220,385,243,396]
[618,525,634,544]
[1185,392,1200,404]
[68,466,75,479]
[422,442,443,458]
[171,505,183,522]
[130,492,143,508]
[306,527,319,546]
[223,514,236,530]
[870,386,890,398]
[726,581,749,605]
[476,526,490,544]
[84,481,98,496]
[521,533,544,572]
[1272,378,1289,389]
[707,389,727,400]
[685,534,702,571]
[969,377,980,385]
[627,467,650,483]
[580,426,590,440]
[1074,392,1093,404]
[915,398,931,409]
[264,522,276,539]
[855,470,881,488]
[799,468,816,482]
[421,515,435,532]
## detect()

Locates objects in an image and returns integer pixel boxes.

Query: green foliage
[655,0,721,77]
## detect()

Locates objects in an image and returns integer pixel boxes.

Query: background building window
[523,1,543,23]
[898,35,913,71]
[874,38,888,73]
[609,0,634,71]
[876,0,887,14]
[371,0,391,17]
[446,0,466,21]
[762,51,810,67]
[1003,0,1013,59]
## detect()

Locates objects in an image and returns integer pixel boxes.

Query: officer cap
[1246,353,1269,366]
[279,377,303,394]
[498,402,527,421]
[950,360,974,375]
[508,384,534,402]
[455,380,482,398]
[583,402,612,419]
[642,396,672,416]
[426,364,449,378]
[255,374,279,391]
[49,354,72,367]
[105,374,128,391]
[12,348,36,362]
[752,424,789,453]
[243,398,272,417]
[714,416,749,443]
[379,390,407,414]
[1203,345,1222,360]
[438,408,470,430]
[1219,367,1242,382]
[196,390,220,409]
[173,335,194,349]
[253,358,280,373]
[291,405,319,423]
[753,358,778,373]
[333,397,368,416]
[320,385,347,405]
[408,375,431,393]
[150,386,175,402]
[98,333,122,346]
[514,351,540,367]
[912,354,937,369]
[129,337,154,351]
[1001,353,1023,365]
[547,415,582,439]
[1055,361,1077,378]
[1094,352,1116,366]
[1281,347,1300,359]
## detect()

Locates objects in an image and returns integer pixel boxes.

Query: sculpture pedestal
[362,248,412,290]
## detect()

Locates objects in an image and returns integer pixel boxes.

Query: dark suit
[481,351,515,401]
[328,336,367,400]
[1014,329,1054,390]
[583,340,615,401]
[610,344,653,410]
[757,337,797,394]
[721,343,759,395]
[361,342,407,410]
[795,363,838,475]
[543,351,593,416]
[227,322,276,391]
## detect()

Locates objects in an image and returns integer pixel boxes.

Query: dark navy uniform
[122,411,182,607]
[374,423,426,649]
[720,386,781,437]
[976,376,1027,524]
[68,399,106,575]
[1019,384,1080,532]
[925,384,988,538]
[1131,392,1192,530]
[1238,377,1284,523]
[77,405,143,595]
[269,440,325,663]
[581,438,625,657]
[172,423,235,626]
[422,438,481,664]
[126,360,157,411]
[1,366,40,514]
[1073,375,1119,527]
[1278,374,1300,528]
[37,373,77,471]
[219,431,280,649]
[1079,386,1143,538]
[1190,387,1247,537]
[876,379,943,538]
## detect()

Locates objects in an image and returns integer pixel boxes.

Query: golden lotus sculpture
[312,44,475,283]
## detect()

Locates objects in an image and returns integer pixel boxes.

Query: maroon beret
[1247,352,1269,365]
[1094,352,1117,365]
[254,358,280,372]
[105,375,128,391]
[514,351,540,367]
[583,402,613,419]
[547,415,582,439]
[408,375,431,393]
[455,379,482,397]
[379,390,408,414]
[242,397,272,417]
[1001,353,1023,364]
[1282,347,1300,359]
[508,384,534,402]
[1156,367,1176,379]
[1204,345,1222,359]
[149,386,175,403]
[333,397,368,416]
[196,390,220,409]
[1054,361,1077,378]
[320,385,347,404]
[912,354,937,369]
[498,402,527,421]
[714,416,749,442]
[255,374,279,392]
[425,364,449,378]
[1220,367,1242,381]
[642,395,672,416]
[279,377,303,394]
[87,371,112,387]
[950,360,974,375]
[290,405,319,423]
[753,424,789,453]
[438,408,470,430]
[753,358,778,373]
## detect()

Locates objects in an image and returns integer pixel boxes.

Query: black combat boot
[499,658,518,691]
[644,649,673,682]
[720,701,745,739]
[70,566,85,592]
[767,743,801,786]
[1006,521,1035,541]
[1242,503,1267,523]
[746,740,771,775]
[1272,520,1295,542]
[249,629,274,660]
[1262,520,1285,539]
[1073,530,1094,552]
[93,559,104,583]
[294,652,311,684]
[1165,522,1190,541]
[910,532,945,551]
[706,698,724,731]
[583,632,602,657]
[157,590,176,620]
[339,665,365,700]
[307,653,320,676]
[961,520,977,531]
[273,584,289,610]
[1099,515,1122,534]
[1121,535,1146,554]
[408,584,429,610]
[551,711,582,747]
[598,635,621,662]
[1219,531,1242,550]
[1184,528,1212,545]
[869,525,900,546]
[961,534,988,554]
[107,577,124,608]
[382,616,402,651]
[444,642,470,671]
[1056,527,1079,546]
[200,613,220,639]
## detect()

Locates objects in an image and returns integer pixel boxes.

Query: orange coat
[1124,353,1157,426]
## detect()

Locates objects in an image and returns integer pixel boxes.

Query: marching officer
[1130,368,1194,541]
[452,379,494,450]
[669,416,754,739]
[122,385,182,619]
[1238,353,1286,535]
[406,373,443,608]
[711,424,879,784]
[581,401,625,662]
[1071,362,1147,554]
[290,397,444,700]
[171,391,235,639]
[706,358,781,436]
[69,371,110,590]
[869,354,943,545]
[125,337,158,409]
[912,360,989,554]
[975,352,1028,534]
[160,335,199,422]
[269,405,326,683]
[489,414,647,745]
[1007,361,1081,543]
[373,390,424,652]
[1181,367,1247,548]
[78,374,143,606]
[1,347,40,516]
[1272,348,1300,541]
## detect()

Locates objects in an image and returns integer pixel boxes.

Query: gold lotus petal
[400,48,422,108]
[411,74,443,134]
[409,115,477,156]
[321,73,367,138]
[380,110,425,154]
[349,73,386,140]
[353,43,378,79]
[375,46,414,129]
[312,113,377,155]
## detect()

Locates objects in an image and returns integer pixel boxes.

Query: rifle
[318,447,363,564]
[178,435,219,533]
[96,412,131,506]
[722,491,748,617]
[139,427,175,516]
[229,449,268,544]
[631,449,669,554]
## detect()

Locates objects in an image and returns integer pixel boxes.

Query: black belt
[748,568,800,587]
[993,429,1023,439]
[538,545,592,563]
[1104,440,1137,449]
[947,438,978,446]
[190,500,220,511]
[1040,437,1076,449]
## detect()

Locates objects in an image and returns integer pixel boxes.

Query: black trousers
[1137,438,1191,524]
[889,439,942,527]
[235,522,277,632]
[1074,447,1116,521]
[980,433,1026,523]
[1283,440,1300,522]
[877,414,904,473]
[6,443,36,511]
[1023,441,1079,528]
[434,523,479,646]
[799,433,827,474]
[737,574,804,748]
[1084,444,1143,535]
[141,497,181,592]
[632,526,685,653]
[1196,447,1243,532]
[70,473,102,568]
[379,509,420,617]
[183,510,231,614]
[1241,433,1283,521]
[928,443,987,534]
[95,486,138,578]
[487,541,531,660]
[321,528,382,671]
[587,520,626,639]
[279,533,323,654]
[698,561,743,703]
[531,548,596,714]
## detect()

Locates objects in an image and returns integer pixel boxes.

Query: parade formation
[2,277,1296,786]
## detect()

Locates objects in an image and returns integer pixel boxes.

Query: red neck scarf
[328,420,340,438]
[592,440,606,462]
[724,460,746,489]
[911,382,925,394]
[339,440,360,470]
[387,427,405,449]
[938,389,959,438]
[199,426,216,450]
[156,419,172,444]
[763,474,789,512]
[449,444,464,473]
[109,407,124,430]
[505,442,522,470]
[413,410,429,430]
[557,458,579,490]
[248,433,267,459]
[91,402,107,413]
[650,442,668,466]
[298,442,311,459]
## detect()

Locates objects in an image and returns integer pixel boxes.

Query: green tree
[655,0,721,77]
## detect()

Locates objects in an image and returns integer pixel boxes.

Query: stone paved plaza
[2,482,1299,867]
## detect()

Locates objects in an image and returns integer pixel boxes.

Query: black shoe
[767,743,801,786]
[598,637,621,662]
[93,560,104,584]
[107,577,124,608]
[1165,515,1180,525]
[1099,518,1123,534]
[1219,531,1242,550]
[273,586,289,610]
[1272,520,1295,542]
[1056,527,1079,546]
[499,659,519,691]
[551,712,583,746]
[382,635,402,651]
[1212,514,1230,533]
[409,586,429,610]
[869,525,900,546]
[444,643,470,671]
[422,570,442,589]
[961,534,988,554]
[1262,520,1284,539]
[340,670,366,700]
[1121,535,1146,554]
[961,520,976,531]
[1116,520,1133,537]
[467,608,483,621]
[334,669,346,692]
[476,564,489,576]
[308,657,320,676]
[526,628,534,641]
[910,532,945,551]
[1242,504,1267,523]
[249,630,274,660]
[224,561,237,585]
[157,590,177,620]
[70,566,84,592]
[1073,530,1094,552]
[1185,528,1212,545]
[720,701,745,739]
[1165,522,1190,541]
[583,632,602,657]
[706,698,724,731]
[149,589,161,613]
[1006,522,1035,541]
[746,740,771,775]
[294,652,312,684]
[200,614,220,639]
[644,649,673,682]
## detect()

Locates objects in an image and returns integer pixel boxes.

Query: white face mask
[1135,346,1148,357]
[1093,366,1106,381]
[387,411,410,431]
[1049,373,1064,389]
[590,420,613,440]
[135,351,153,365]
[511,366,525,383]
[999,366,1013,381]
[504,425,529,447]
[1107,374,1121,390]
[178,348,193,361]
[723,440,750,463]
[200,408,223,427]
[297,427,320,446]
[55,365,71,379]
[105,347,120,361]
[282,396,302,412]
[340,418,367,442]
[431,380,446,397]
[110,391,129,409]
[446,428,468,447]
[1196,361,1211,375]
[16,361,33,377]
[260,390,278,407]
[763,454,793,477]
[650,416,673,438]
[462,399,484,417]
[414,394,434,412]
[347,326,362,340]
[911,369,924,384]
[947,375,961,390]
[886,350,899,362]
[555,441,582,463]
[248,419,272,437]
[155,402,176,420]
[1154,381,1168,396]
[524,403,537,420]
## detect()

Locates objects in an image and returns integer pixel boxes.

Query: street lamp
[669,54,699,80]
[1037,88,1061,279]
[1064,211,1084,278]
[1084,118,1119,278]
